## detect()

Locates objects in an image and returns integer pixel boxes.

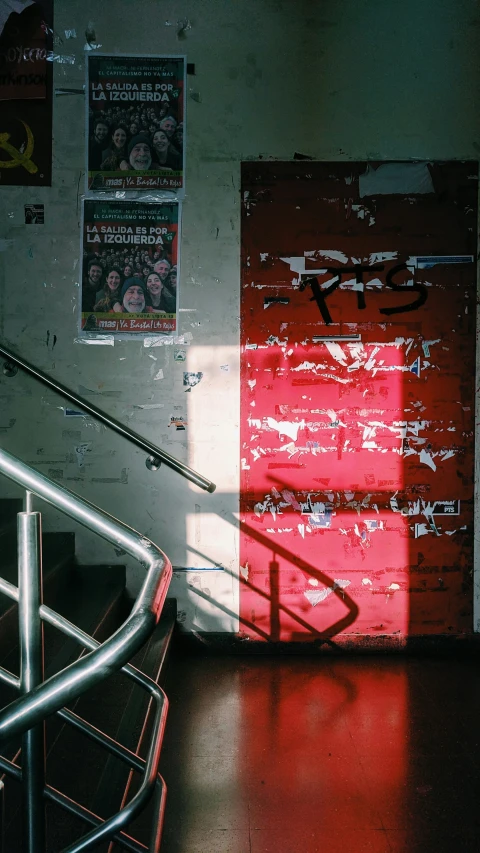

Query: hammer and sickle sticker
[0,121,38,174]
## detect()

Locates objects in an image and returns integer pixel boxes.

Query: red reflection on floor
[159,655,480,853]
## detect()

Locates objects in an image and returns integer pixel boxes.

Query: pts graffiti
[300,263,428,325]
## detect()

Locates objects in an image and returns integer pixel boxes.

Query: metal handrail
[0,445,172,742]
[0,752,153,852]
[0,579,169,851]
[0,341,216,493]
[0,444,173,850]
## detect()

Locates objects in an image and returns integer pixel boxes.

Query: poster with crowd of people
[86,54,185,193]
[81,199,179,335]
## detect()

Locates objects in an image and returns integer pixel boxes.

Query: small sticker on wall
[415,255,474,269]
[183,371,203,391]
[174,348,187,362]
[25,205,44,224]
[64,408,86,417]
[432,500,460,515]
[410,357,421,376]
[169,415,187,430]
[75,442,91,468]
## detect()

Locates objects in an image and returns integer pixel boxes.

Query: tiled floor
[159,655,480,852]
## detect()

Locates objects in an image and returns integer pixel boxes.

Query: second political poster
[81,199,179,336]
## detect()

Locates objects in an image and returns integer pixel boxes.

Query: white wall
[0,0,479,632]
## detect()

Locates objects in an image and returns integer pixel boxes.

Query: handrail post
[18,510,46,853]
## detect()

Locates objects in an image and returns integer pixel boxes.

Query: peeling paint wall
[0,1,479,637]
[240,161,477,642]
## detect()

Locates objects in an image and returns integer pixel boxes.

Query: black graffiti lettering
[355,286,366,311]
[301,274,341,325]
[300,262,428,324]
[302,265,384,325]
[379,263,428,316]
[344,265,384,311]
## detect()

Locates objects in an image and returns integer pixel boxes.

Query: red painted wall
[240,161,477,645]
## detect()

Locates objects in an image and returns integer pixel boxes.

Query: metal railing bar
[0,756,148,853]
[0,666,20,690]
[111,640,169,853]
[0,446,171,743]
[0,342,216,493]
[110,688,155,852]
[0,609,160,744]
[61,690,168,853]
[0,754,21,783]
[109,776,166,853]
[0,671,147,772]
[18,509,47,853]
[0,695,166,853]
[57,708,146,773]
[33,599,171,842]
[0,577,17,602]
[0,449,172,850]
[147,776,167,853]
[0,578,167,695]
[0,614,167,828]
[46,786,148,853]
[39,603,165,694]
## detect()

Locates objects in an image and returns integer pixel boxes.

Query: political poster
[81,199,180,336]
[0,0,53,186]
[86,54,185,194]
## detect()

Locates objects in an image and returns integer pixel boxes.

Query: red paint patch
[240,161,477,643]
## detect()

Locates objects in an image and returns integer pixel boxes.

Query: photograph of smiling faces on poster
[80,199,180,337]
[86,54,185,195]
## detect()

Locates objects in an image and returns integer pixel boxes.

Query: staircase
[0,490,176,852]
[0,341,216,852]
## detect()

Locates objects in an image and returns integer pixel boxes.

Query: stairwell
[0,495,177,852]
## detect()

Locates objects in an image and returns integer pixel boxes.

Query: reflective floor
[159,654,480,852]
